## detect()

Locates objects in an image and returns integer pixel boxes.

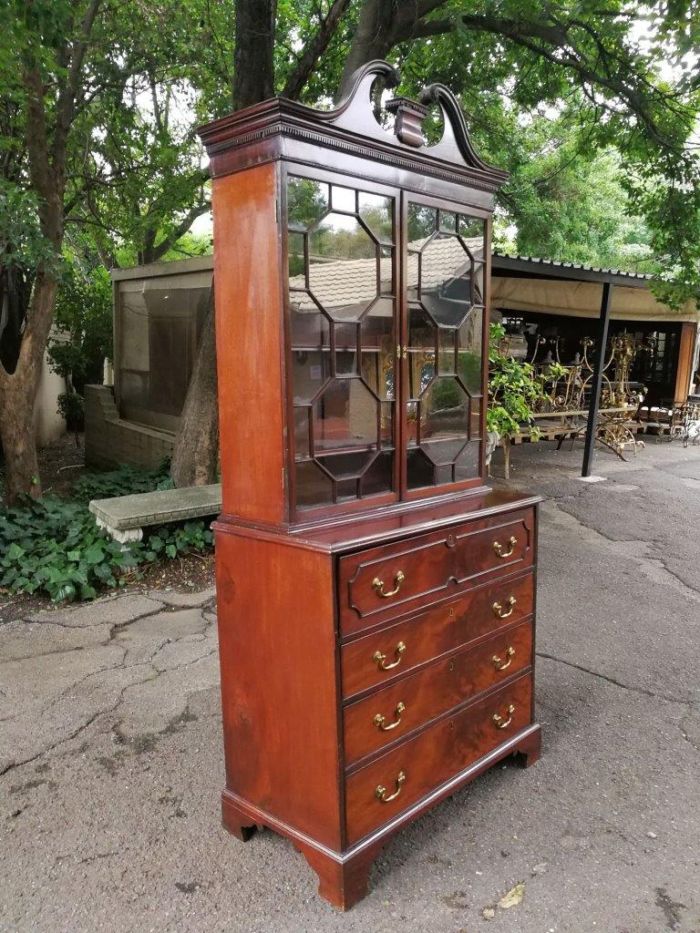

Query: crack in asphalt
[0,603,217,777]
[536,651,694,707]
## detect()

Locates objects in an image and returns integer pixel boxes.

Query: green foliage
[487,323,549,439]
[0,463,212,603]
[57,391,84,433]
[48,260,112,392]
[71,464,173,503]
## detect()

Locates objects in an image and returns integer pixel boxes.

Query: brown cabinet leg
[221,792,257,842]
[301,845,374,911]
[514,725,542,768]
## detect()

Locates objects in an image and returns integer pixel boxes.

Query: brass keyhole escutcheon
[445,533,456,549]
[448,607,455,620]
[372,570,405,598]
[373,701,406,732]
[492,703,515,729]
[448,660,455,672]
[372,641,406,671]
[375,770,406,803]
[492,536,517,559]
[492,595,517,619]
[492,646,515,671]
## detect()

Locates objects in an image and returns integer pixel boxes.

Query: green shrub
[0,477,213,603]
[71,463,173,503]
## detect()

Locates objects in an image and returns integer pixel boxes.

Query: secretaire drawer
[343,621,532,765]
[345,673,533,845]
[341,572,534,698]
[338,508,535,635]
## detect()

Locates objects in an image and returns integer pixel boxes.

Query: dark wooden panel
[341,573,534,697]
[215,529,343,849]
[345,673,532,845]
[344,621,532,765]
[339,507,535,633]
[212,162,288,524]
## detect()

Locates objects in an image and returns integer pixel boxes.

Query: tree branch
[283,0,353,100]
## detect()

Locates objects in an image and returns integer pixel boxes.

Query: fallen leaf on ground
[482,906,496,920]
[498,882,525,909]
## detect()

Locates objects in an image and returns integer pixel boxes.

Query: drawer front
[338,508,535,635]
[341,572,534,699]
[344,621,532,765]
[345,674,532,845]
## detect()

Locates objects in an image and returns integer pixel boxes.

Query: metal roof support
[582,282,613,477]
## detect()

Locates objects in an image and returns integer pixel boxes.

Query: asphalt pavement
[1,436,699,932]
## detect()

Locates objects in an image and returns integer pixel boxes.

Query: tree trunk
[170,286,219,487]
[0,271,58,504]
[233,0,277,108]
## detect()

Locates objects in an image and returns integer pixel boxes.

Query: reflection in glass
[359,192,393,243]
[312,380,378,452]
[296,460,333,507]
[286,175,397,508]
[408,204,437,241]
[288,231,305,280]
[404,203,486,489]
[332,185,356,212]
[288,177,328,229]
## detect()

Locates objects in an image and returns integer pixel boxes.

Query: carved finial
[385,97,428,148]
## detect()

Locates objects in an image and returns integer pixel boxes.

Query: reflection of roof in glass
[289,236,483,317]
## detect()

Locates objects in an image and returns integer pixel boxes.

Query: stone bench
[89,483,222,543]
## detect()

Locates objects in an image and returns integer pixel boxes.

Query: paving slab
[1,439,699,932]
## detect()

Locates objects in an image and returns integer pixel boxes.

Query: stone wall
[84,385,175,469]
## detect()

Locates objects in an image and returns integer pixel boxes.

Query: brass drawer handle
[372,641,406,671]
[492,596,517,619]
[374,701,406,732]
[492,646,515,671]
[375,770,406,802]
[372,569,405,598]
[492,703,515,729]
[492,536,517,558]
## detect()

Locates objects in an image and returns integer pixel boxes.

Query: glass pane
[457,307,483,395]
[332,185,356,212]
[312,380,378,452]
[407,447,434,489]
[455,440,481,480]
[359,192,393,243]
[470,396,483,438]
[286,176,396,511]
[361,451,393,496]
[288,231,305,282]
[334,321,358,374]
[288,177,328,229]
[439,211,457,233]
[317,450,375,479]
[360,297,394,401]
[458,213,484,239]
[295,460,333,507]
[294,407,310,458]
[438,328,456,375]
[309,213,376,320]
[420,234,472,327]
[420,377,469,464]
[408,204,437,241]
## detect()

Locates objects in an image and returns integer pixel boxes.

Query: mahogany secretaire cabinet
[199,61,542,910]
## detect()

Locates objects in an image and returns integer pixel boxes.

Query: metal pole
[582,282,613,476]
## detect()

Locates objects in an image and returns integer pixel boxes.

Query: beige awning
[492,276,700,323]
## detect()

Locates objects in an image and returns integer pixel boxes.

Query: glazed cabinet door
[401,197,488,496]
[285,171,401,516]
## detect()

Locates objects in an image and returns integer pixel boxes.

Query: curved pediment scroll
[326,60,400,140]
[419,83,505,176]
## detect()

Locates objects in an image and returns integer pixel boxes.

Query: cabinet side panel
[212,162,286,523]
[215,530,343,850]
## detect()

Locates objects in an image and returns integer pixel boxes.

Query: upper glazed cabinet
[200,61,506,526]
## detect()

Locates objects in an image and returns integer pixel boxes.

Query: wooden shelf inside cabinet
[201,59,542,911]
